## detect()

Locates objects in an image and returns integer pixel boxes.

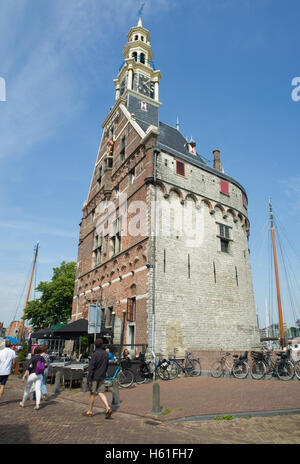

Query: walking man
[83,338,112,419]
[0,339,16,400]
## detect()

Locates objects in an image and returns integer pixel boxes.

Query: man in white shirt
[0,339,16,399]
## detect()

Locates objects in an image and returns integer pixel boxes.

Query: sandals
[82,411,93,417]
[105,408,112,419]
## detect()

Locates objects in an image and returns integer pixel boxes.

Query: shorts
[88,379,106,394]
[0,375,9,386]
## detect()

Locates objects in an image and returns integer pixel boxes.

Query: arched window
[140,53,145,64]
[141,36,144,42]
[132,52,138,62]
[134,35,138,41]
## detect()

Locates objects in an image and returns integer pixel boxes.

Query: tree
[26,261,76,330]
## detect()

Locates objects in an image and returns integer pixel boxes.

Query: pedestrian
[19,345,47,410]
[0,340,16,400]
[83,338,112,419]
[105,348,114,361]
[33,345,50,401]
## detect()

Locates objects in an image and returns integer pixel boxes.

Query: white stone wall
[146,151,260,355]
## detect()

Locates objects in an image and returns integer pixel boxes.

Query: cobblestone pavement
[0,375,299,444]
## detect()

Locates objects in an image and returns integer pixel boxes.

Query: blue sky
[0,0,299,330]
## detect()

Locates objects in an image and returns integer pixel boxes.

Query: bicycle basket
[160,359,170,370]
[250,351,263,360]
[120,359,131,369]
[239,351,248,361]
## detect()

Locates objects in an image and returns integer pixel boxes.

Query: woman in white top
[0,339,16,399]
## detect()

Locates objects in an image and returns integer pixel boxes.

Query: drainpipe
[152,147,160,380]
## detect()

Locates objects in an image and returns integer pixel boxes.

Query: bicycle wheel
[135,369,147,385]
[250,361,266,380]
[232,361,249,379]
[294,360,300,381]
[186,359,201,377]
[276,360,294,381]
[210,361,223,378]
[117,369,134,388]
[166,361,180,380]
[155,365,170,381]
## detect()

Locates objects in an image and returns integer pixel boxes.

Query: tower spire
[138,1,145,22]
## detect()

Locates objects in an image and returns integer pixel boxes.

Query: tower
[72,18,260,358]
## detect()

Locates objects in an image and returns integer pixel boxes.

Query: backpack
[35,357,45,375]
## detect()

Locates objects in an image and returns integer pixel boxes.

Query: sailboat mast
[18,241,39,344]
[269,200,285,349]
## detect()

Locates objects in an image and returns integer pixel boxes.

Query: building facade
[71,19,260,355]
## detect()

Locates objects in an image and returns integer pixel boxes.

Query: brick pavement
[0,375,299,444]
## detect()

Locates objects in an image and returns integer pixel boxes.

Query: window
[219,224,230,239]
[176,160,185,176]
[103,235,108,257]
[93,234,102,267]
[220,180,229,195]
[104,156,113,171]
[134,35,138,41]
[130,167,135,184]
[140,53,145,64]
[105,307,113,328]
[97,166,102,188]
[109,217,122,257]
[220,239,229,253]
[132,52,138,62]
[242,193,247,208]
[218,224,231,253]
[120,136,125,162]
[127,298,136,322]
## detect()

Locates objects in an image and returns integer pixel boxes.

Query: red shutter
[176,160,185,176]
[220,180,229,195]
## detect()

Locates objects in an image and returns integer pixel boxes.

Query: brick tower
[71,18,260,357]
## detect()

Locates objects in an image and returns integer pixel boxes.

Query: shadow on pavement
[0,425,31,444]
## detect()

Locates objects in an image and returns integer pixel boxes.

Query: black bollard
[151,382,161,415]
[111,379,121,408]
[53,370,61,396]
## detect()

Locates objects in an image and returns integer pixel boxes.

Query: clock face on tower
[133,73,154,99]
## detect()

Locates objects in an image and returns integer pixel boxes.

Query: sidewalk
[1,375,300,444]
[62,374,300,421]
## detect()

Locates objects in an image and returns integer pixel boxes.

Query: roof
[135,118,248,198]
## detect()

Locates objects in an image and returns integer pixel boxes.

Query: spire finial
[138,1,145,24]
[176,117,179,131]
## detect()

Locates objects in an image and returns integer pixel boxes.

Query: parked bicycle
[210,350,249,379]
[167,350,201,380]
[105,360,135,388]
[131,353,171,384]
[250,347,294,381]
[293,359,300,381]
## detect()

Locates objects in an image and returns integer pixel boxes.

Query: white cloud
[0,220,77,238]
[281,177,300,209]
[0,0,174,161]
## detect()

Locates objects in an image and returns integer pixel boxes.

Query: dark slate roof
[135,118,248,199]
